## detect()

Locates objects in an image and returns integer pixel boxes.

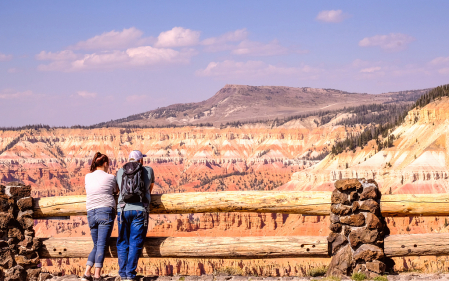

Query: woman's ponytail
[90,152,109,172]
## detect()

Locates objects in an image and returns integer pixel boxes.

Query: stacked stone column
[0,182,41,281]
[326,178,389,278]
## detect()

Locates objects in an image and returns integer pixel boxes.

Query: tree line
[331,84,449,155]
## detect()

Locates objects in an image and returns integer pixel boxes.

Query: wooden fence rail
[39,236,329,259]
[33,191,449,218]
[39,233,449,259]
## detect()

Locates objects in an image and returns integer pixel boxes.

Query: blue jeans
[86,207,115,268]
[117,210,148,279]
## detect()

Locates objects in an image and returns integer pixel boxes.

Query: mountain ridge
[97,84,429,127]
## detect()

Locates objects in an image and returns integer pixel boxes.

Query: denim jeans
[117,210,148,279]
[86,207,115,268]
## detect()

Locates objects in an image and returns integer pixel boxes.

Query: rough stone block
[14,253,40,267]
[328,233,348,254]
[0,213,13,228]
[330,213,340,224]
[334,179,362,191]
[366,213,382,229]
[331,189,350,205]
[8,228,23,241]
[359,199,380,214]
[366,179,379,187]
[360,185,378,200]
[26,268,42,281]
[38,273,51,281]
[17,210,33,219]
[18,237,41,255]
[329,222,342,233]
[349,191,358,202]
[4,183,31,199]
[0,195,12,212]
[340,213,365,227]
[330,204,352,216]
[366,260,386,273]
[17,211,34,230]
[353,244,384,262]
[0,247,15,269]
[348,227,379,249]
[17,198,33,211]
[326,244,353,277]
[18,236,33,247]
[4,265,26,281]
[343,225,351,237]
[351,201,360,212]
[354,263,366,273]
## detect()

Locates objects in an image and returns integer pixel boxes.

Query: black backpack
[120,162,147,204]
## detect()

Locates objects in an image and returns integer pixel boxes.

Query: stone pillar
[0,182,41,281]
[326,178,390,278]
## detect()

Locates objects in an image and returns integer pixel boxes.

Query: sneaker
[81,275,93,281]
[93,277,105,281]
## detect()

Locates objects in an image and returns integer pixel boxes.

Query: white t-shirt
[85,170,118,211]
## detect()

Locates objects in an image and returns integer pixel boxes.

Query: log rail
[33,191,449,218]
[38,233,449,259]
[31,190,449,260]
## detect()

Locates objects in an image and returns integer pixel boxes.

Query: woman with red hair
[82,152,117,281]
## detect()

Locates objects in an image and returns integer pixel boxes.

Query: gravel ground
[46,274,449,281]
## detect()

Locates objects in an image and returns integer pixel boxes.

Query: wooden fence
[33,191,449,259]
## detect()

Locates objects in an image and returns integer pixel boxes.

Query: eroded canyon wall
[0,122,357,276]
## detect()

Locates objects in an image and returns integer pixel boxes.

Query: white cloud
[359,33,415,52]
[154,27,200,48]
[0,89,33,99]
[36,50,79,61]
[231,40,290,56]
[430,56,449,65]
[0,53,13,61]
[76,91,97,98]
[38,46,196,71]
[316,10,348,23]
[126,94,147,102]
[202,29,248,46]
[438,68,449,75]
[70,27,151,50]
[196,60,319,79]
[360,66,382,73]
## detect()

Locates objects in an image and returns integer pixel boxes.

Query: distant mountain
[97,84,429,127]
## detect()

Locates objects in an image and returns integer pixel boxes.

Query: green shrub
[373,276,388,281]
[213,266,244,276]
[307,265,328,277]
[351,272,367,281]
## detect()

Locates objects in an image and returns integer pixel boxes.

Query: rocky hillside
[0,118,362,276]
[97,84,428,127]
[0,85,444,277]
[281,96,449,194]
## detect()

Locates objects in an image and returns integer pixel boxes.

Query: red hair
[90,152,109,172]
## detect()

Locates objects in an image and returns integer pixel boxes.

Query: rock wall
[327,179,390,278]
[0,182,41,281]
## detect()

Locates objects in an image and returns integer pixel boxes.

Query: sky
[1,1,449,127]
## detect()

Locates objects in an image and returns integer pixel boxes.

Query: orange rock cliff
[2,98,449,275]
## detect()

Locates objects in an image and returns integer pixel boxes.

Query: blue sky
[1,1,449,126]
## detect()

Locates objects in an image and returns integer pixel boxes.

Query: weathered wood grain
[33,192,449,218]
[33,191,332,218]
[39,236,329,258]
[380,194,449,217]
[384,233,449,257]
